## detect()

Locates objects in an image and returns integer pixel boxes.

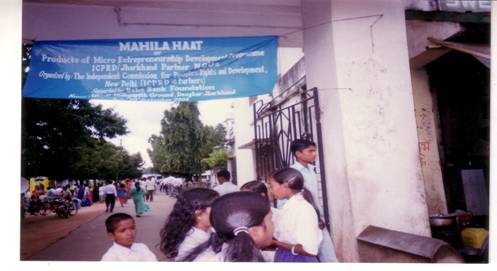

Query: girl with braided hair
[159,188,219,261]
[268,167,322,262]
[182,191,274,262]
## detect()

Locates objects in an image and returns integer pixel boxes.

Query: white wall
[302,0,431,261]
[233,97,257,187]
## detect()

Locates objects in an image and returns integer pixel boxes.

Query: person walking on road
[117,183,128,207]
[131,181,150,217]
[92,183,100,203]
[103,180,117,213]
[145,177,156,202]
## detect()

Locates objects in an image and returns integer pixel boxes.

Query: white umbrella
[21,177,29,193]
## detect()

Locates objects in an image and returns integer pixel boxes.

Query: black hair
[302,188,322,222]
[160,188,219,259]
[216,170,231,181]
[270,167,321,221]
[134,181,141,191]
[183,191,270,262]
[240,180,269,201]
[290,139,316,155]
[105,213,134,233]
[270,167,304,191]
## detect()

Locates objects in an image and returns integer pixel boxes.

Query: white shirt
[175,227,211,261]
[101,242,158,261]
[102,184,117,196]
[193,247,223,262]
[193,243,230,262]
[213,182,238,196]
[274,193,322,255]
[145,179,156,191]
[291,162,323,215]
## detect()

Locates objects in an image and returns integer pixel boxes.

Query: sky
[92,98,234,168]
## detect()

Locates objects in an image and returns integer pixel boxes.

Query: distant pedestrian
[117,183,128,207]
[145,177,156,202]
[103,180,117,213]
[131,181,150,217]
[101,213,157,261]
[99,184,105,203]
[213,170,238,196]
[76,185,85,201]
[92,183,100,203]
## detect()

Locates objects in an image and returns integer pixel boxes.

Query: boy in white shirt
[101,213,157,261]
[213,170,238,196]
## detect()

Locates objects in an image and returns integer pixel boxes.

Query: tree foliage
[21,98,144,180]
[148,102,226,179]
[202,148,229,172]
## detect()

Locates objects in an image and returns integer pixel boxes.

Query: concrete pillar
[233,98,257,187]
[302,0,431,261]
[411,68,448,215]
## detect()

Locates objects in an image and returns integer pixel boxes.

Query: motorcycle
[48,198,78,218]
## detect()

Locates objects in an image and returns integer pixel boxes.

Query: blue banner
[23,36,277,101]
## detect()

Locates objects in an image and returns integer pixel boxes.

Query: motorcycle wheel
[56,210,64,217]
[68,202,78,216]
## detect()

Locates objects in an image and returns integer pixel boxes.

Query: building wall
[232,98,257,187]
[303,0,431,261]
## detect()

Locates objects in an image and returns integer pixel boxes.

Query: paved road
[27,192,176,261]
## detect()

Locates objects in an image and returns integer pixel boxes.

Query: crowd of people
[100,139,339,263]
[23,138,338,262]
[22,176,164,218]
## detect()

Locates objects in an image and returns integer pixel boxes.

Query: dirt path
[20,201,106,260]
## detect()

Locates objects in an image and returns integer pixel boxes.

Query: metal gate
[253,87,330,226]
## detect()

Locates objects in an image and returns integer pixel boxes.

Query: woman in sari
[131,181,151,217]
[117,183,128,207]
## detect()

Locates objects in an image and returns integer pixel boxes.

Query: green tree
[21,98,140,180]
[201,148,229,173]
[200,124,227,158]
[148,102,226,180]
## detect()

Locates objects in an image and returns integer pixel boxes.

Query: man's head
[217,170,231,184]
[105,213,136,248]
[290,139,317,164]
